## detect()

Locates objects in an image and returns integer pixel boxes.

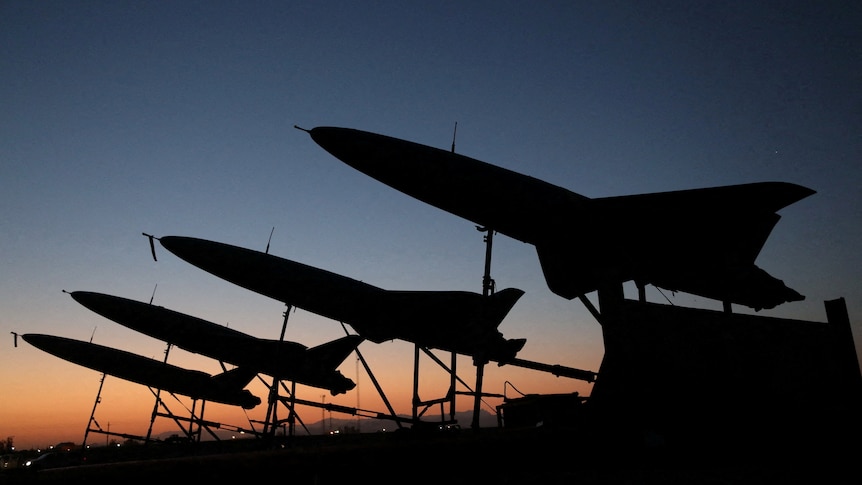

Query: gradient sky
[2,1,860,450]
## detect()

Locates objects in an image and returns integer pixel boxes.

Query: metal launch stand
[143,342,254,443]
[333,226,596,433]
[80,341,256,448]
[82,373,148,448]
[81,376,216,447]
[255,304,314,439]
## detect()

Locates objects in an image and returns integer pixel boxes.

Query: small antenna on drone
[11,332,18,348]
[451,121,458,153]
[89,327,97,344]
[266,227,275,254]
[149,284,158,305]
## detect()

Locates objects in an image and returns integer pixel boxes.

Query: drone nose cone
[159,236,218,266]
[157,235,187,255]
[68,290,103,310]
[21,333,63,354]
[69,290,88,305]
[20,333,42,346]
[307,126,381,167]
[306,126,341,146]
[305,126,436,194]
[69,291,108,317]
[305,126,355,144]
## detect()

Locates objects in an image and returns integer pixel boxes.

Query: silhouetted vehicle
[23,451,80,471]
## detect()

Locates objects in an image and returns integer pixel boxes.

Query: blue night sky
[2,1,860,448]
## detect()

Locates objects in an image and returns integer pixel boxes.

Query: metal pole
[82,373,106,448]
[412,344,421,424]
[472,227,494,430]
[146,342,173,443]
[481,228,495,297]
[471,361,486,430]
[449,352,457,423]
[265,304,292,439]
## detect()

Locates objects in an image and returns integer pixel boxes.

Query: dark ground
[1,426,858,485]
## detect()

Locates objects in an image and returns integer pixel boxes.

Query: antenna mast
[451,122,458,153]
[266,227,275,254]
